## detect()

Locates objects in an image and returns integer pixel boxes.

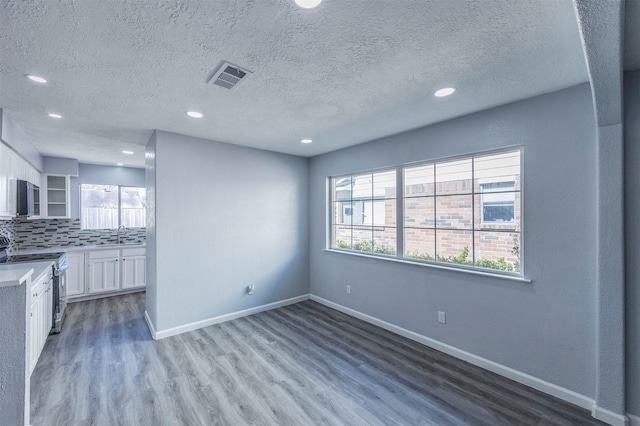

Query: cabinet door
[121,256,146,289]
[66,252,86,298]
[38,285,46,344]
[29,297,39,375]
[88,258,120,293]
[44,280,53,335]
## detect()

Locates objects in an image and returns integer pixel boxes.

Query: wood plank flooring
[31,293,605,425]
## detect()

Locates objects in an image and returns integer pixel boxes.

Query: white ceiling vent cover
[208,62,252,90]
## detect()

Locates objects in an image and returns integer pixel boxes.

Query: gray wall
[70,163,145,219]
[309,84,598,399]
[43,156,78,176]
[148,131,309,333]
[625,69,640,417]
[145,132,157,328]
[0,281,28,426]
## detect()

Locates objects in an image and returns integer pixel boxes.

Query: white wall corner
[591,405,630,426]
[144,310,157,340]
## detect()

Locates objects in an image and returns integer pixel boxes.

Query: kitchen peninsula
[0,261,53,426]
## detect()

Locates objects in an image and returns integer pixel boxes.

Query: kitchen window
[329,148,522,274]
[81,184,146,230]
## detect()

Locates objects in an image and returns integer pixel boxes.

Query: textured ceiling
[0,0,632,168]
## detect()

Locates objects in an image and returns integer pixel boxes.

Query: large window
[330,148,521,274]
[81,184,146,229]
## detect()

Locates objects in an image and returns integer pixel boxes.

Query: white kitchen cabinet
[29,267,53,375]
[87,250,120,294]
[121,248,146,290]
[42,174,71,218]
[65,252,85,297]
[70,246,146,301]
[0,141,42,218]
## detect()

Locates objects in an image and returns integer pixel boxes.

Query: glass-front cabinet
[43,174,71,218]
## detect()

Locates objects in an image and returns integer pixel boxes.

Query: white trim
[144,310,157,340]
[591,405,630,426]
[627,413,640,426]
[310,295,594,412]
[153,295,311,340]
[323,249,531,283]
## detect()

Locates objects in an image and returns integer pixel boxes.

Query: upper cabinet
[0,142,42,218]
[42,174,70,218]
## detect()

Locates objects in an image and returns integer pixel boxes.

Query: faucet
[116,225,127,244]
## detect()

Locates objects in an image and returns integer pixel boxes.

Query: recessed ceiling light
[122,150,134,155]
[47,113,62,119]
[186,111,203,118]
[434,87,456,97]
[301,139,313,144]
[294,0,322,8]
[26,74,48,84]
[117,163,124,166]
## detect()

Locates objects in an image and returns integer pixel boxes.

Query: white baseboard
[310,295,595,413]
[592,405,630,426]
[152,294,311,340]
[628,413,640,426]
[144,309,157,340]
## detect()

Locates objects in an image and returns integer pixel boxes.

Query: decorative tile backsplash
[0,218,146,251]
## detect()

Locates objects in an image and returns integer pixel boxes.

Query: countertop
[0,261,54,288]
[10,243,146,257]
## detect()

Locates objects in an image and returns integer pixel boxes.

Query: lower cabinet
[87,250,120,294]
[67,246,145,301]
[122,253,146,290]
[30,268,53,375]
[65,252,85,297]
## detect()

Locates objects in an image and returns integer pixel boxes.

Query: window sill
[323,249,532,283]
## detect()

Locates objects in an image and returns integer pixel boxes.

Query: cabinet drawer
[121,247,145,257]
[30,271,51,304]
[87,249,120,260]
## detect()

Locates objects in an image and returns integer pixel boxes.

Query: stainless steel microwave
[16,179,40,217]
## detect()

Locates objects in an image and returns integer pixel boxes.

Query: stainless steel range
[0,239,68,334]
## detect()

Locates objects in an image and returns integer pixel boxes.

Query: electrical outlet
[438,311,446,324]
[346,285,351,294]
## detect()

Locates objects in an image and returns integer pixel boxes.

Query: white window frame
[328,147,522,276]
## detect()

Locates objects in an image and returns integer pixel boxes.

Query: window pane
[474,231,520,272]
[404,164,434,197]
[435,195,473,230]
[334,201,353,226]
[121,187,146,228]
[333,175,353,202]
[435,158,472,195]
[352,173,373,199]
[352,226,373,252]
[374,228,396,255]
[474,150,521,191]
[404,196,435,228]
[81,184,118,229]
[436,229,472,264]
[333,225,352,249]
[373,170,396,198]
[405,228,435,260]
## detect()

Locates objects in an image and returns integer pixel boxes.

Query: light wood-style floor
[31,293,604,425]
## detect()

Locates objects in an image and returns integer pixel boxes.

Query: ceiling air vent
[208,62,252,90]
